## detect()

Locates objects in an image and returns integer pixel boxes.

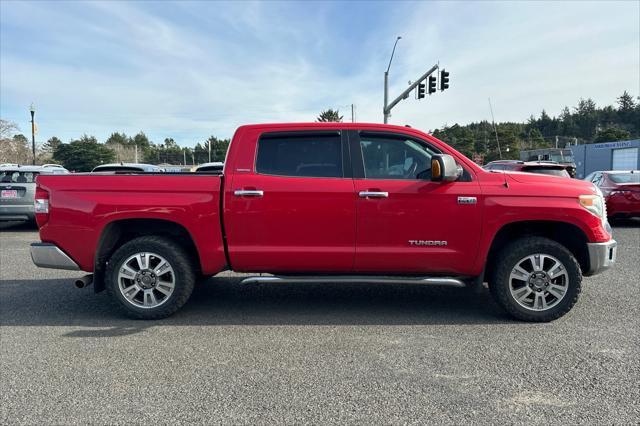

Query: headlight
[579,186,606,221]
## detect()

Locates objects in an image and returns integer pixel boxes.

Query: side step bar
[239,275,466,287]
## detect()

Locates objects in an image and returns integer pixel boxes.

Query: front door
[224,130,356,273]
[352,131,482,275]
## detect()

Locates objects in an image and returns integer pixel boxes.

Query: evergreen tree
[317,109,343,122]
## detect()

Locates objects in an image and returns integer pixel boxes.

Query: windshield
[549,154,573,163]
[609,173,640,183]
[0,170,39,183]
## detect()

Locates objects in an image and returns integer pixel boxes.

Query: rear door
[350,130,482,275]
[224,129,356,273]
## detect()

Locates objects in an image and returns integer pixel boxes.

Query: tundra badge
[408,240,448,246]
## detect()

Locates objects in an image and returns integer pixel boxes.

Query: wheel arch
[484,220,590,282]
[93,218,201,292]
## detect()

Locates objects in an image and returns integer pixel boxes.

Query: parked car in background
[194,162,224,173]
[92,163,164,173]
[157,164,191,173]
[0,165,69,223]
[484,160,572,178]
[520,148,577,177]
[41,164,67,170]
[584,170,640,219]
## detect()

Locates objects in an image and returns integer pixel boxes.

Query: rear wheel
[105,236,195,319]
[489,236,582,322]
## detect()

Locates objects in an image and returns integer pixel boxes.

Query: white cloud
[0,0,638,146]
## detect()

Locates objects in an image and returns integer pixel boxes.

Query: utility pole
[208,140,212,163]
[29,103,36,165]
[351,104,355,123]
[183,149,187,166]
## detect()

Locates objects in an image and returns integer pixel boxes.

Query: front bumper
[586,239,617,276]
[30,243,80,270]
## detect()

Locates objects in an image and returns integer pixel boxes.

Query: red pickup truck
[30,123,617,322]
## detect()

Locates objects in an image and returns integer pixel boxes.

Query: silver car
[0,165,69,222]
[92,163,164,173]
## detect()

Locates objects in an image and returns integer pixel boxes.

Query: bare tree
[0,119,19,139]
[0,119,32,164]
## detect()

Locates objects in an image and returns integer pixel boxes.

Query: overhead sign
[593,141,632,149]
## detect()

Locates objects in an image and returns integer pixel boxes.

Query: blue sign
[593,141,632,149]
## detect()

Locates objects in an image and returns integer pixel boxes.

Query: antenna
[488,98,508,188]
[488,98,502,159]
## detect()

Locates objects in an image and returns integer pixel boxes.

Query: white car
[194,162,224,173]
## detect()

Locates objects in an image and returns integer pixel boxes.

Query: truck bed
[36,174,227,274]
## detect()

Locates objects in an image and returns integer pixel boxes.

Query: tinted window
[359,136,437,180]
[256,134,343,178]
[523,167,570,178]
[0,171,39,183]
[609,173,640,183]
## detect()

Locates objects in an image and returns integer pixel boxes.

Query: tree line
[0,125,230,172]
[431,91,639,163]
[1,91,637,170]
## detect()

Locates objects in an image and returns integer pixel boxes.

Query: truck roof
[236,122,421,132]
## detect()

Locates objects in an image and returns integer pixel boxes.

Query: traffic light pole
[383,71,389,124]
[383,64,438,124]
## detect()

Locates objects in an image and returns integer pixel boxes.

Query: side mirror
[431,154,462,182]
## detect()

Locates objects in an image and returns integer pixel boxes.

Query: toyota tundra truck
[29,123,617,321]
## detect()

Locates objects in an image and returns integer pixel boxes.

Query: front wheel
[490,236,582,322]
[105,236,195,319]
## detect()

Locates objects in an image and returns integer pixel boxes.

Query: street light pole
[29,103,36,165]
[383,36,401,124]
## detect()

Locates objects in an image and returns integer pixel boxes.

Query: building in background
[570,140,640,179]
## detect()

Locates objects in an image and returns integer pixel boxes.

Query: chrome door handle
[234,190,264,197]
[359,191,389,198]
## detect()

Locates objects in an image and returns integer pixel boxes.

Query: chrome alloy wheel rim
[508,253,569,311]
[117,252,175,309]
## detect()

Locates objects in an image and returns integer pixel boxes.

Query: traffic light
[417,82,425,99]
[440,69,449,91]
[428,76,436,94]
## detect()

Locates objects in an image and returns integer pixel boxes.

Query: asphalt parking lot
[1,221,639,425]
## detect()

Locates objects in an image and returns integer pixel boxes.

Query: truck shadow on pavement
[0,276,512,336]
[0,221,38,231]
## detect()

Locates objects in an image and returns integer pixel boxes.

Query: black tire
[105,236,195,319]
[489,236,582,322]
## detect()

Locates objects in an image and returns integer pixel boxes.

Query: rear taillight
[34,186,49,227]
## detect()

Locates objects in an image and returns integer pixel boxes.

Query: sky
[1,0,638,147]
